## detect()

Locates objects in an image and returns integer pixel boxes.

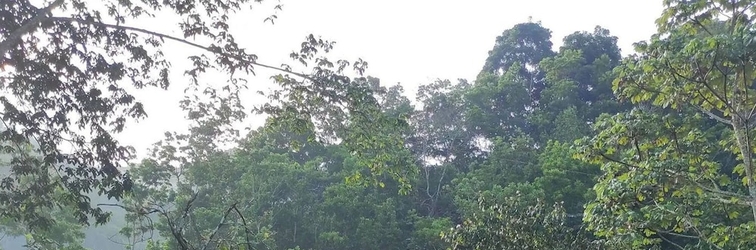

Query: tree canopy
[5,0,756,250]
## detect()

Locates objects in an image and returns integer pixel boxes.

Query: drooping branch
[26,16,317,83]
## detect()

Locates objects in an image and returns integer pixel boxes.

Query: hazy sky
[109,0,665,159]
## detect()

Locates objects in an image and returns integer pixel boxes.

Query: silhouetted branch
[47,16,314,82]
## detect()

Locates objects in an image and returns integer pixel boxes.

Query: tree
[117,122,403,250]
[577,109,748,248]
[408,79,473,218]
[116,117,321,250]
[410,79,474,167]
[1,0,398,234]
[466,68,533,139]
[577,0,756,248]
[531,26,625,144]
[108,71,422,249]
[467,22,555,140]
[480,21,555,103]
[559,26,622,108]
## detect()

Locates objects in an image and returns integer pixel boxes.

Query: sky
[104,0,665,159]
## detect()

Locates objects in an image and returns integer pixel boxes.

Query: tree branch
[96,203,160,215]
[201,203,237,250]
[658,232,686,250]
[45,16,316,82]
[181,191,200,220]
[695,106,732,125]
[231,204,254,250]
[665,60,745,122]
[598,152,640,170]
[155,204,191,250]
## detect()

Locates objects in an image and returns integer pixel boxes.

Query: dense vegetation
[3,0,756,249]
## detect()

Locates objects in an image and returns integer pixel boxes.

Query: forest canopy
[3,0,756,249]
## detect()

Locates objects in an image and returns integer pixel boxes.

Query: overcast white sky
[111,0,664,159]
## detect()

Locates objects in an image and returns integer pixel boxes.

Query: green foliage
[1,0,394,235]
[7,2,731,248]
[535,141,599,214]
[576,109,752,248]
[408,214,452,250]
[466,66,533,138]
[575,1,756,248]
[104,20,628,247]
[443,188,597,250]
[480,21,555,104]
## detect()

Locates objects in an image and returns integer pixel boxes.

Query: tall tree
[578,1,756,248]
[559,26,626,119]
[467,22,557,141]
[531,26,625,144]
[480,21,555,103]
[411,79,476,168]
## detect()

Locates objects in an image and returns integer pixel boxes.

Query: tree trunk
[731,65,756,222]
[730,63,756,222]
[731,121,756,221]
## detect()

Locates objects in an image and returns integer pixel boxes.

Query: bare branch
[156,204,191,250]
[231,204,254,250]
[96,203,158,214]
[181,191,200,220]
[695,106,732,125]
[201,203,237,250]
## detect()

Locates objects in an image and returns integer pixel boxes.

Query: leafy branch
[0,0,64,57]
